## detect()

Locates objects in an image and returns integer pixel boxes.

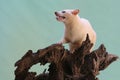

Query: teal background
[0,0,120,80]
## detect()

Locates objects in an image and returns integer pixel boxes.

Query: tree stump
[14,35,118,80]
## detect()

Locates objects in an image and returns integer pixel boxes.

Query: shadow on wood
[14,34,118,80]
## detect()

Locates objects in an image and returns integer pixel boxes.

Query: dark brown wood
[14,35,118,80]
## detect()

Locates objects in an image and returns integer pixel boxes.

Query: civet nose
[55,12,57,15]
[55,12,59,16]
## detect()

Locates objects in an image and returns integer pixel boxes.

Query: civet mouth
[55,12,66,20]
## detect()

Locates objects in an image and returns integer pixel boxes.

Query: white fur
[55,9,96,52]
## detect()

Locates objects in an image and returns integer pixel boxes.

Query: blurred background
[0,0,120,80]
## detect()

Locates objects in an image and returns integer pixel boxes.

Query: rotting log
[14,34,118,80]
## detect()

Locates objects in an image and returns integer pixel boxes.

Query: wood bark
[14,35,118,80]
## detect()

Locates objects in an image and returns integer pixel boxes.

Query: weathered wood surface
[14,35,118,80]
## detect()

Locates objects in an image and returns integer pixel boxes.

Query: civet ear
[72,9,80,15]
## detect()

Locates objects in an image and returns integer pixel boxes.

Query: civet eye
[62,11,66,13]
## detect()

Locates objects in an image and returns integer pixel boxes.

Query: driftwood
[14,35,118,80]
